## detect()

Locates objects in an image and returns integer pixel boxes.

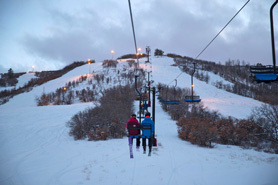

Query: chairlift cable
[195,0,251,60]
[128,0,139,67]
[167,0,251,86]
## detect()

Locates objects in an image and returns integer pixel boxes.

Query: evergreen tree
[154,49,164,56]
[8,68,14,79]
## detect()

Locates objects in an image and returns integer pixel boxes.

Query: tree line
[0,62,86,105]
[173,56,278,105]
[35,60,143,106]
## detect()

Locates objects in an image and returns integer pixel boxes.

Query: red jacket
[126,117,140,136]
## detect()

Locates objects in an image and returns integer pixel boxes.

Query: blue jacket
[141,116,155,138]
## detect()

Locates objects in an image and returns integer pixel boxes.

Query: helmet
[131,114,136,118]
[145,112,151,117]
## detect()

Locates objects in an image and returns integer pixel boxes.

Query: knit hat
[145,112,151,117]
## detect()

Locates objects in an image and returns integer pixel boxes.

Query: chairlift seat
[185,99,201,103]
[128,135,141,139]
[254,74,278,82]
[163,101,180,105]
[185,95,201,103]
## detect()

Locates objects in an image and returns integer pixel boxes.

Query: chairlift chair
[250,65,278,83]
[162,79,180,105]
[250,1,278,83]
[185,63,201,103]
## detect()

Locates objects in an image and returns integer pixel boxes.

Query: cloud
[0,64,8,74]
[19,0,134,64]
[1,0,277,72]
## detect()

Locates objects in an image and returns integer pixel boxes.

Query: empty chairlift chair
[162,80,180,105]
[250,64,278,83]
[250,1,278,83]
[185,63,201,103]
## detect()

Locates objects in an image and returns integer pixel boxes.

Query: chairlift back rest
[185,95,200,99]
[127,124,151,130]
[127,124,141,130]
[250,66,278,74]
[141,123,153,139]
[141,124,152,130]
[128,124,151,138]
[127,121,141,136]
[163,101,180,105]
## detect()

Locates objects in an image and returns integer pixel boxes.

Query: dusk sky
[0,0,277,73]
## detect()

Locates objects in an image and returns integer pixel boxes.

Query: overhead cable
[195,0,251,59]
[128,0,139,64]
[168,0,251,86]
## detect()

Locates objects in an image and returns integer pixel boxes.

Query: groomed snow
[0,58,277,185]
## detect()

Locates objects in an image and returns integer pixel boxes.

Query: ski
[128,137,134,158]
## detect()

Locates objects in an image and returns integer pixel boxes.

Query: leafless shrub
[102,60,118,68]
[67,85,136,141]
[176,103,278,153]
[177,117,217,148]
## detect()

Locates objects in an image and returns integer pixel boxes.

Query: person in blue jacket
[141,112,155,156]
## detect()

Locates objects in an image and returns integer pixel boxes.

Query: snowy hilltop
[0,56,278,185]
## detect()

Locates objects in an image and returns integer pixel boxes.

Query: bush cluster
[176,104,278,153]
[67,85,136,140]
[158,83,278,153]
[117,54,147,60]
[102,60,118,68]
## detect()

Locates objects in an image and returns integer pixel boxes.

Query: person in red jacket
[126,114,140,149]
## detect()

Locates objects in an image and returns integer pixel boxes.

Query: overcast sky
[0,0,277,73]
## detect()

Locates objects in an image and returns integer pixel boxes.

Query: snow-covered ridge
[0,72,38,92]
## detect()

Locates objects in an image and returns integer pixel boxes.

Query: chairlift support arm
[135,75,142,123]
[191,63,196,98]
[270,0,278,74]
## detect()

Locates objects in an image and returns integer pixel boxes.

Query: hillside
[0,57,278,185]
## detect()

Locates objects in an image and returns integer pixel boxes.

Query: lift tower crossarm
[270,0,278,74]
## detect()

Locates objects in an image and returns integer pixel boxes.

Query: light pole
[111,50,115,60]
[146,46,151,62]
[88,59,91,74]
[138,48,141,55]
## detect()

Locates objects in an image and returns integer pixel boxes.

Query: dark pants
[142,137,153,152]
[131,137,140,147]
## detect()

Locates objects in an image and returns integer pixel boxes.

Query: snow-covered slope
[0,57,277,185]
[149,57,264,119]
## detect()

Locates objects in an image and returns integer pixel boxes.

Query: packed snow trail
[0,59,278,185]
[0,95,277,185]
